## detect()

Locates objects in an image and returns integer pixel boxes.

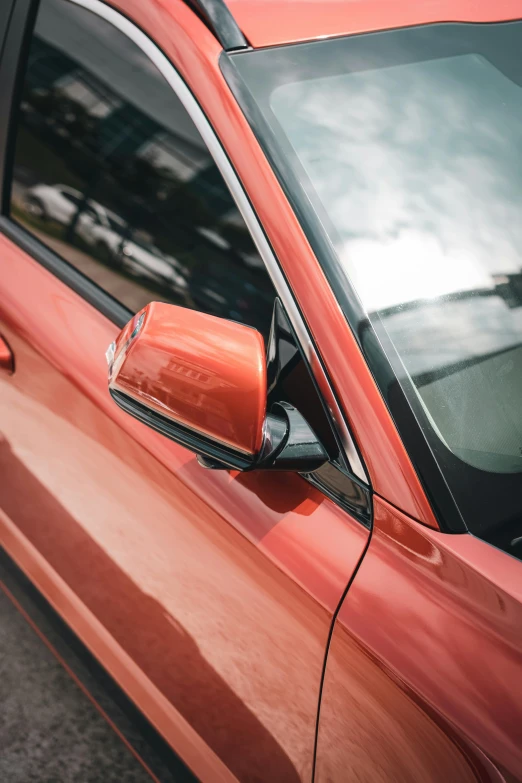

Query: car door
[0,1,371,780]
[315,495,522,783]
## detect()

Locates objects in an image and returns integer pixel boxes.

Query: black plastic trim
[184,0,248,50]
[110,388,256,470]
[111,387,331,473]
[304,466,372,528]
[263,402,328,471]
[0,548,197,783]
[0,0,38,217]
[0,0,16,64]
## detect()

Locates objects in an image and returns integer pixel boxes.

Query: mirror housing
[107,302,327,472]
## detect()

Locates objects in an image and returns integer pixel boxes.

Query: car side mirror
[107,302,327,472]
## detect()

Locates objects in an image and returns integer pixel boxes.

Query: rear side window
[9,0,276,339]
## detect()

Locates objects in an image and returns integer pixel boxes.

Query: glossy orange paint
[108,0,438,526]
[110,302,267,455]
[0,235,370,781]
[227,0,522,48]
[0,333,13,374]
[3,2,522,782]
[316,495,522,781]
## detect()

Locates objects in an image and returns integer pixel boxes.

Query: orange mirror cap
[109,302,267,456]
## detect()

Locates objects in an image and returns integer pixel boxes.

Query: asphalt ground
[0,551,196,783]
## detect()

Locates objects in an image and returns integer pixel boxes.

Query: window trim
[0,0,16,64]
[0,0,368,485]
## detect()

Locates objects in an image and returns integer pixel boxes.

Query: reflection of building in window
[54,71,120,118]
[96,103,160,159]
[138,132,207,183]
[189,164,237,217]
[22,35,222,210]
[24,35,208,178]
[24,37,75,90]
[220,209,264,268]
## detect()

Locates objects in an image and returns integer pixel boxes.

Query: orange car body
[1,1,521,781]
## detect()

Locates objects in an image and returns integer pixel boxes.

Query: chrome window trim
[66,0,368,484]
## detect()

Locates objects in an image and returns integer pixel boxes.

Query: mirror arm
[258,402,328,471]
[198,402,327,472]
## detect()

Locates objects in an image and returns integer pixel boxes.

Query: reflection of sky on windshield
[270,52,522,370]
[271,53,522,308]
[379,297,522,376]
[271,51,522,471]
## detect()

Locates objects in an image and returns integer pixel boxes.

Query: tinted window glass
[10,0,275,340]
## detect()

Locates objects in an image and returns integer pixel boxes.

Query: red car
[1,0,522,780]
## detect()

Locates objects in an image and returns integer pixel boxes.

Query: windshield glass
[226,21,522,544]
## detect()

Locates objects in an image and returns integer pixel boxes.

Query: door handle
[0,335,14,374]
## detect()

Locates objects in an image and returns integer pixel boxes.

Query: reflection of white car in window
[120,238,188,292]
[24,183,92,225]
[24,183,187,293]
[24,183,126,257]
[75,207,128,263]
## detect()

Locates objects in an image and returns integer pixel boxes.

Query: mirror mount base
[197,454,231,470]
[196,402,328,473]
[257,402,328,472]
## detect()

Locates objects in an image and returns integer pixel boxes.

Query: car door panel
[316,496,522,782]
[0,234,370,781]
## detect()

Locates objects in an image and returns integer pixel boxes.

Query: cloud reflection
[270,51,522,472]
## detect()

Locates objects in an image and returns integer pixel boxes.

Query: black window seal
[0,216,132,327]
[0,0,17,64]
[0,0,36,218]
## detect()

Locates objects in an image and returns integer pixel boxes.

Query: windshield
[225,21,522,546]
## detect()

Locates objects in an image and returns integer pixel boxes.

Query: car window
[9,0,276,340]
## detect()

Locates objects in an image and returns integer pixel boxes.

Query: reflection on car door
[0,234,371,782]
